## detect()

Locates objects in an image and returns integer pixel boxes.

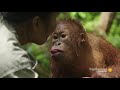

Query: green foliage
[24,12,120,77]
[23,43,51,77]
[57,12,100,32]
[107,12,120,48]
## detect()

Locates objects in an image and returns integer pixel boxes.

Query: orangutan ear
[80,33,86,43]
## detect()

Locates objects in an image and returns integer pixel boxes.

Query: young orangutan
[50,19,120,78]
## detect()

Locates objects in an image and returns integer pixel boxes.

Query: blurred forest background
[23,12,120,78]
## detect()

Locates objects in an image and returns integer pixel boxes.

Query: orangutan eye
[53,35,58,39]
[61,34,66,38]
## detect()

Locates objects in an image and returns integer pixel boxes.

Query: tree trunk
[98,12,116,35]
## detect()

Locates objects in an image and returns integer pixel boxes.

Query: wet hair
[1,12,53,25]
